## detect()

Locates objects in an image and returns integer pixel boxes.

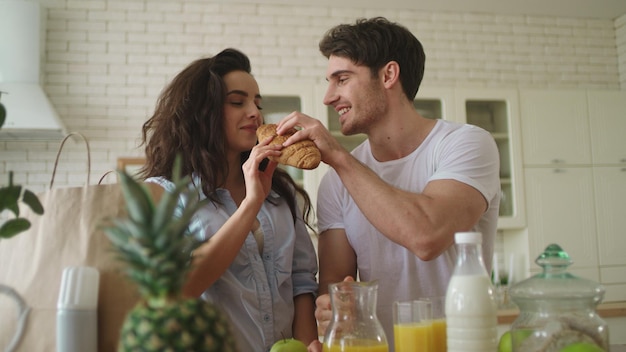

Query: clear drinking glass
[493,252,518,309]
[393,300,433,352]
[420,296,447,352]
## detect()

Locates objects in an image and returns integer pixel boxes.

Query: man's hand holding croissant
[256,123,321,170]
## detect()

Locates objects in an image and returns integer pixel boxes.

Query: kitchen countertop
[498,302,626,350]
[497,301,626,324]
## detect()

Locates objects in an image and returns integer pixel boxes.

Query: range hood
[0,1,66,140]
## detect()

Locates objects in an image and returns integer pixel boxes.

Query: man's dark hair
[319,17,426,101]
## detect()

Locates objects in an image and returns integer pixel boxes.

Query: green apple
[499,329,534,352]
[270,337,308,352]
[498,331,513,352]
[559,342,605,352]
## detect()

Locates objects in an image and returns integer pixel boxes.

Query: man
[277,17,500,350]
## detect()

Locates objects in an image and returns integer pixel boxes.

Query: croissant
[256,124,321,170]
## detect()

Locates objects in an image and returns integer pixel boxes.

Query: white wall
[617,14,626,88]
[0,0,622,193]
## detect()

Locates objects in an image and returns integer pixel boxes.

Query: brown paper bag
[0,133,143,352]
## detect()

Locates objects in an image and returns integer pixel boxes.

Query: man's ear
[381,61,400,89]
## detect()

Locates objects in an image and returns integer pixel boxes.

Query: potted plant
[0,95,44,238]
[0,95,44,352]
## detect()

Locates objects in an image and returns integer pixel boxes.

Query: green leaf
[0,218,31,239]
[103,225,132,247]
[22,189,44,215]
[0,185,21,215]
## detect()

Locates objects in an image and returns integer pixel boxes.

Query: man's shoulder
[434,120,492,141]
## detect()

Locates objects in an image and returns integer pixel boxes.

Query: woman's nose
[249,105,262,119]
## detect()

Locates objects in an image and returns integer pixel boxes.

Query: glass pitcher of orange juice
[323,281,388,352]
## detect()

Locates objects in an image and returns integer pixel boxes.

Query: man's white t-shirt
[317,119,501,347]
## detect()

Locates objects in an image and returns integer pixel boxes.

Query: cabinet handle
[553,168,566,173]
[551,159,564,164]
[620,158,626,163]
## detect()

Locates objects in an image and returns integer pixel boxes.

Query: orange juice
[394,322,433,352]
[324,339,388,352]
[431,318,447,352]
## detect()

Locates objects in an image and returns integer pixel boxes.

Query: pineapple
[103,158,236,352]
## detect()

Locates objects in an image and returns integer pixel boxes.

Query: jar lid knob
[535,243,573,270]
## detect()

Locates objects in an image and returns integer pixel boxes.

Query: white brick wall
[617,14,626,88]
[0,0,623,194]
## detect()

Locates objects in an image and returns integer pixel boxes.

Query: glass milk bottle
[445,232,498,352]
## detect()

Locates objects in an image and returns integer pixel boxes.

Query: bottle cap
[57,266,100,310]
[455,232,482,244]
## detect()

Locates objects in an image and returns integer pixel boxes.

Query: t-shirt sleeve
[316,169,346,233]
[429,125,501,208]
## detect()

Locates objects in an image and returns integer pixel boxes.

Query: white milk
[445,274,498,352]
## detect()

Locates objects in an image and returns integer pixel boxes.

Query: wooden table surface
[497,301,626,324]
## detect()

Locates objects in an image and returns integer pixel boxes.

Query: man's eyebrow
[326,70,352,82]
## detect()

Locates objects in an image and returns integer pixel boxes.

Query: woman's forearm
[292,293,319,345]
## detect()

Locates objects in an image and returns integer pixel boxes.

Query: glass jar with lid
[508,244,609,352]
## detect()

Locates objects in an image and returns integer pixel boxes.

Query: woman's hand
[241,135,281,205]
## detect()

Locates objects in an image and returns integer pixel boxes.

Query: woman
[138,48,319,351]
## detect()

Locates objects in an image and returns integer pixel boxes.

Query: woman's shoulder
[145,176,175,190]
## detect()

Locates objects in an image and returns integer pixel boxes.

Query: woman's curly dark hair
[139,48,313,226]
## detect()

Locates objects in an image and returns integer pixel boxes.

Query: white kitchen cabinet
[600,269,626,302]
[587,91,626,165]
[413,86,456,122]
[594,166,626,266]
[586,91,626,282]
[454,88,526,229]
[523,165,626,301]
[524,167,599,279]
[520,90,592,166]
[520,89,626,302]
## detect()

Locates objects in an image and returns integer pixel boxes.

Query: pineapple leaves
[103,154,208,299]
[118,170,155,223]
[152,177,189,232]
